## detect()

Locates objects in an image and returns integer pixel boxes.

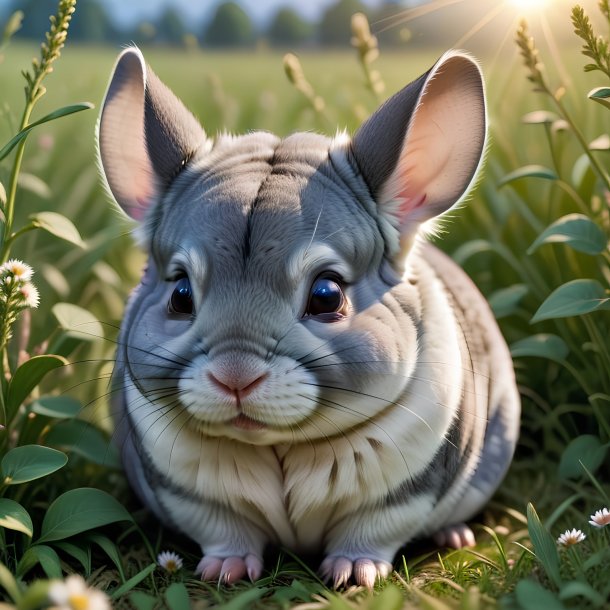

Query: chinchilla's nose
[206,355,269,398]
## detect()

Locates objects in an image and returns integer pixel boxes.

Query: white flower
[557,528,586,546]
[589,507,610,528]
[1,259,33,281]
[19,282,39,308]
[157,550,183,573]
[48,574,110,610]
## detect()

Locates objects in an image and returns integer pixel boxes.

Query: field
[0,6,609,609]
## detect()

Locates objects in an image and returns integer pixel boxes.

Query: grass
[0,4,609,608]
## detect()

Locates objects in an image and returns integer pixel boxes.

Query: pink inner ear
[398,192,427,215]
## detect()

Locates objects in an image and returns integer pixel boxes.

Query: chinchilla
[97,47,520,588]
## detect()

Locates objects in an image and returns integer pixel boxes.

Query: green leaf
[38,488,133,544]
[559,581,606,607]
[452,239,494,266]
[528,214,607,255]
[588,86,610,109]
[515,580,566,609]
[510,334,569,363]
[558,435,608,479]
[29,212,86,248]
[212,588,266,610]
[17,545,62,579]
[52,303,104,342]
[6,355,68,418]
[531,279,610,323]
[165,582,191,610]
[0,561,22,603]
[526,503,562,588]
[583,547,610,571]
[111,563,156,600]
[85,533,125,582]
[488,284,528,318]
[53,541,91,576]
[0,498,33,537]
[29,395,81,419]
[45,419,120,468]
[498,164,558,187]
[129,591,158,610]
[1,445,67,485]
[0,103,93,161]
[370,585,404,610]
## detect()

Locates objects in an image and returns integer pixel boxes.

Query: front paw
[433,522,476,549]
[195,554,263,584]
[320,556,392,589]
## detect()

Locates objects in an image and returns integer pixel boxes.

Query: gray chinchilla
[97,47,520,588]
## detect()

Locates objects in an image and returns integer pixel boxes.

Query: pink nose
[207,371,268,398]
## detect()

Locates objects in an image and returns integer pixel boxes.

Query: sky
[101,0,388,26]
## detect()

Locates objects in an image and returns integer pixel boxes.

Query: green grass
[0,9,609,608]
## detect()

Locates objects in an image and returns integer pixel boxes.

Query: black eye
[306,277,346,318]
[169,277,194,315]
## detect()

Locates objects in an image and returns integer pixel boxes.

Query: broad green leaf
[515,580,566,610]
[165,583,191,610]
[111,563,156,600]
[0,498,33,537]
[29,212,86,248]
[588,86,610,109]
[526,503,561,588]
[18,173,50,199]
[1,445,67,485]
[17,545,62,579]
[38,488,133,543]
[0,103,93,161]
[129,592,157,610]
[488,284,528,318]
[528,214,607,255]
[498,164,558,187]
[510,334,569,363]
[6,355,68,418]
[30,396,81,419]
[531,279,610,323]
[558,435,608,479]
[85,533,125,581]
[53,541,91,576]
[52,303,104,342]
[559,581,606,606]
[45,419,120,468]
[0,561,22,603]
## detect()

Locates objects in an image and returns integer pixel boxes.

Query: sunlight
[507,0,552,13]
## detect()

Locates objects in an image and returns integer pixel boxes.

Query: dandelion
[157,550,183,573]
[48,574,110,610]
[557,528,586,546]
[589,507,610,528]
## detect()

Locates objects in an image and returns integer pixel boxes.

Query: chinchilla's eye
[306,276,346,319]
[168,277,194,315]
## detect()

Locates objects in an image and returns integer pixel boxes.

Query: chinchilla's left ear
[97,47,206,221]
[350,51,486,261]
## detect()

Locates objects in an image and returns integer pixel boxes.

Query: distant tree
[267,7,313,47]
[157,8,187,46]
[203,2,255,47]
[318,0,366,46]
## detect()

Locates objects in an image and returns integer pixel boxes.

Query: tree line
[8,0,419,48]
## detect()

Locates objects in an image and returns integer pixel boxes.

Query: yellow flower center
[69,594,90,610]
[166,560,177,572]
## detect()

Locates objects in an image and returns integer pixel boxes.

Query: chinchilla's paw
[320,556,392,589]
[433,523,476,549]
[195,553,263,584]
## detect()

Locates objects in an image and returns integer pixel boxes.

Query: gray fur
[99,48,520,586]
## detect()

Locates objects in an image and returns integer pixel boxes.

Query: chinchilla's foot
[320,555,392,589]
[433,523,476,549]
[195,553,263,584]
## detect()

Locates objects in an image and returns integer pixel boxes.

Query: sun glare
[508,0,551,12]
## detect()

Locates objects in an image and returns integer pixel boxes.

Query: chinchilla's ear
[97,47,206,220]
[350,51,486,260]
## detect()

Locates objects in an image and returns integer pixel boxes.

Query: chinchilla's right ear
[97,47,206,220]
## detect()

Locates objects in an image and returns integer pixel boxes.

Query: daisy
[589,508,610,528]
[157,550,183,573]
[557,528,586,546]
[1,259,33,282]
[48,574,110,610]
[19,282,40,308]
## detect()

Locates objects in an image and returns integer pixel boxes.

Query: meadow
[0,3,609,608]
